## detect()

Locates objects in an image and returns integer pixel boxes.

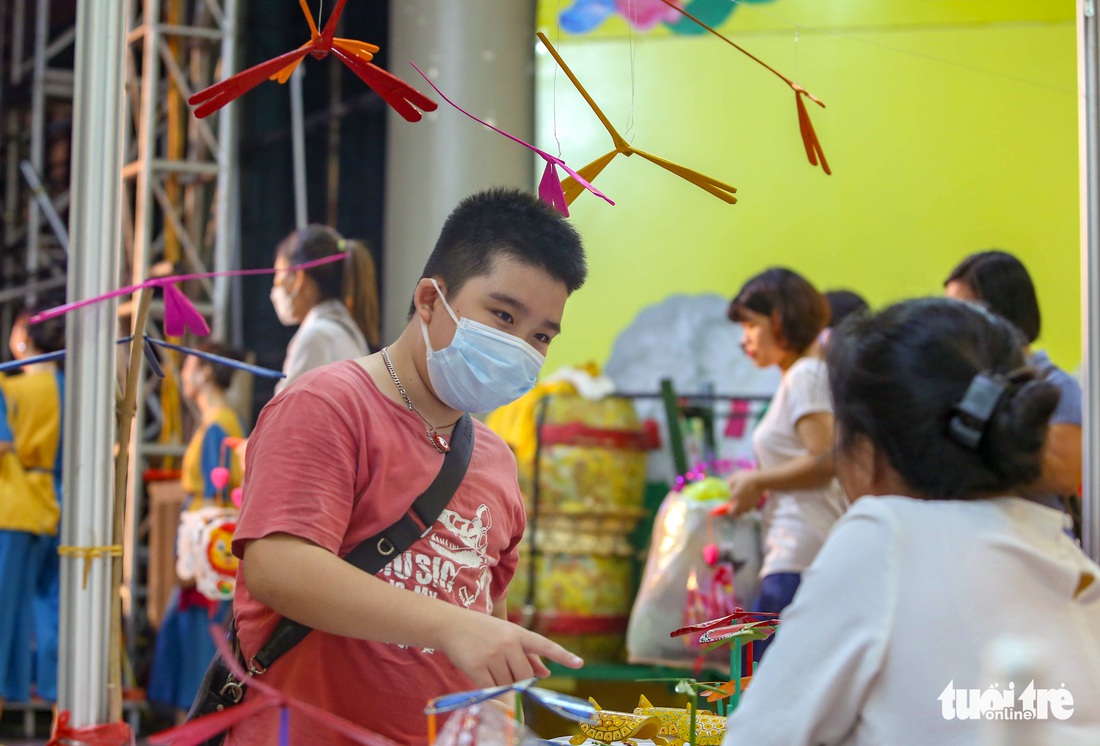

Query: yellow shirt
[0,370,63,535]
[181,405,245,509]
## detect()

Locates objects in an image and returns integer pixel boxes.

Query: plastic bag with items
[626,476,762,668]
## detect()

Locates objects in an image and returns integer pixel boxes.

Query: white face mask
[420,279,546,414]
[270,279,300,326]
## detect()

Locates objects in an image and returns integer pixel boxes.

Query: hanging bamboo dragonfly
[536,32,738,207]
[656,0,831,174]
[188,0,437,122]
[410,63,615,216]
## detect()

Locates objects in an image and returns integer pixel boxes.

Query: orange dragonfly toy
[189,0,436,122]
[537,32,738,207]
[658,0,830,175]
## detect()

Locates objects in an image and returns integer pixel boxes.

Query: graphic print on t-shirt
[378,504,494,612]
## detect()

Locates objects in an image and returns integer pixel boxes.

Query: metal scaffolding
[1,0,75,318]
[1,2,240,722]
[120,0,240,628]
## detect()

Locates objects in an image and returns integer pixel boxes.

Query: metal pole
[383,0,537,341]
[59,0,127,727]
[20,159,71,254]
[1079,0,1100,562]
[213,0,240,339]
[290,64,308,230]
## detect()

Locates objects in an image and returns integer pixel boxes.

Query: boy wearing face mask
[225,189,587,746]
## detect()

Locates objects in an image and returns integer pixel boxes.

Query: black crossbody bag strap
[248,413,475,673]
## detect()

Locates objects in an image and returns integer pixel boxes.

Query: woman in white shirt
[270,225,380,393]
[726,268,849,662]
[723,298,1100,746]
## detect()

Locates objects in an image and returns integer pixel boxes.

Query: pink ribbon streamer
[410,62,614,216]
[148,625,398,746]
[29,253,348,336]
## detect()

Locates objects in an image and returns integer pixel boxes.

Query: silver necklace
[381,347,450,453]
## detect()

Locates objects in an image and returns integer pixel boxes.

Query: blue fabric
[0,530,50,701]
[147,588,231,711]
[1029,350,1082,427]
[199,422,228,498]
[32,532,60,701]
[53,370,64,502]
[0,387,12,442]
[752,572,802,663]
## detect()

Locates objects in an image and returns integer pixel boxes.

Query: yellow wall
[536,1,1081,374]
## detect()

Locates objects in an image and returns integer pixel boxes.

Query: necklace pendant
[430,431,450,453]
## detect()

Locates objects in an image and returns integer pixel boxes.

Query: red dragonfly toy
[188,0,437,122]
[670,608,779,639]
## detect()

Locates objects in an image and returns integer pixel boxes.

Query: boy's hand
[441,612,583,689]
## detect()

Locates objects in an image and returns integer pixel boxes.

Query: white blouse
[723,495,1100,745]
[276,300,369,393]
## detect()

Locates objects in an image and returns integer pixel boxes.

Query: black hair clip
[947,372,1008,450]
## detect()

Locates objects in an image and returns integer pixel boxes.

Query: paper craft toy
[425,677,598,722]
[570,699,668,745]
[536,32,737,207]
[426,677,597,745]
[671,609,780,713]
[657,0,830,174]
[634,696,726,746]
[411,63,615,216]
[188,0,436,122]
[30,252,347,342]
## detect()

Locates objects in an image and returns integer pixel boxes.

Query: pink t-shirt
[225,360,525,746]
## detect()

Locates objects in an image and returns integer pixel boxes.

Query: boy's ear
[412,277,445,321]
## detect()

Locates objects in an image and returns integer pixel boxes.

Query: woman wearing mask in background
[271,225,381,393]
[944,250,1083,537]
[726,268,848,662]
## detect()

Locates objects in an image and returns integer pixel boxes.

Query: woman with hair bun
[726,268,848,662]
[270,225,381,393]
[945,249,1083,534]
[722,298,1100,745]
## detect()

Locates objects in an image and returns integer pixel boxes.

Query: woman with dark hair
[271,225,381,392]
[0,306,65,714]
[726,268,848,661]
[722,298,1100,745]
[147,344,247,721]
[945,250,1082,523]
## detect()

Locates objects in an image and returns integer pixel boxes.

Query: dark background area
[237,0,389,418]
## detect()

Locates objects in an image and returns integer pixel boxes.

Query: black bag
[185,413,475,743]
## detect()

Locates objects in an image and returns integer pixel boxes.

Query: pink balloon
[702,543,719,567]
[210,466,231,491]
[231,487,244,508]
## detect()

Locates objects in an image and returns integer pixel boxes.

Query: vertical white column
[1078,0,1100,561]
[214,0,241,341]
[382,1,537,341]
[59,0,127,725]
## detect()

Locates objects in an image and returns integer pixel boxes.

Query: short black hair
[944,250,1041,344]
[415,188,586,309]
[824,290,869,330]
[728,268,830,354]
[827,297,1060,500]
[195,342,244,391]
